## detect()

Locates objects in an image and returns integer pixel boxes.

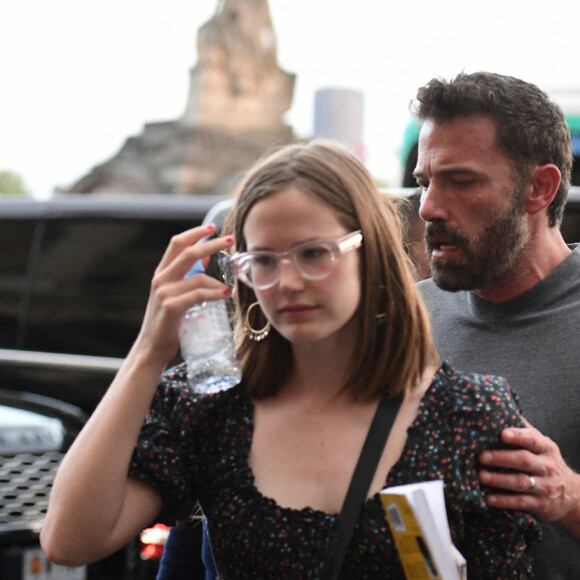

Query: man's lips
[427,238,462,258]
[425,221,470,261]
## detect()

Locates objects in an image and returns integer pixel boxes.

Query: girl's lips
[279,304,318,317]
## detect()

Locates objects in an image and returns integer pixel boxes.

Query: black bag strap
[321,392,404,580]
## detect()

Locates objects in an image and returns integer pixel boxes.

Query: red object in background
[140,523,170,561]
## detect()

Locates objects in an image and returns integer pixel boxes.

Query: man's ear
[524,164,561,216]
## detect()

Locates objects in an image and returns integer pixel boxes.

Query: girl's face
[242,186,362,350]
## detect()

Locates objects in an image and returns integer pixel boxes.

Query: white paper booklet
[380,480,467,580]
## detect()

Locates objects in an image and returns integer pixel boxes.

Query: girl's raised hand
[135,224,235,365]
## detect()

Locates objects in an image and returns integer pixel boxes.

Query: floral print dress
[130,361,539,579]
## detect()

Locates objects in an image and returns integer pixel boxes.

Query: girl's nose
[277,258,305,291]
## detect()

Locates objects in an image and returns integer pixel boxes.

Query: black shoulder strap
[321,392,404,580]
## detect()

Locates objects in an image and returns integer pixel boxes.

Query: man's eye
[452,180,475,188]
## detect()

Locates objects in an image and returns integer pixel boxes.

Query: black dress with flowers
[129,361,540,579]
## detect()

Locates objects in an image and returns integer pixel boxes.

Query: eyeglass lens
[248,242,336,287]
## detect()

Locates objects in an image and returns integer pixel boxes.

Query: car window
[0,221,36,348]
[12,217,196,357]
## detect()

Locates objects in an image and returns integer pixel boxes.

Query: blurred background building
[62,0,296,196]
[59,0,367,197]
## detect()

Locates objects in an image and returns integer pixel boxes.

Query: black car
[0,193,226,580]
[2,188,580,580]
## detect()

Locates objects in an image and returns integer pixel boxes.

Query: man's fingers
[483,490,544,512]
[479,470,547,513]
[479,448,540,474]
[500,425,550,455]
[479,469,540,494]
[478,427,580,526]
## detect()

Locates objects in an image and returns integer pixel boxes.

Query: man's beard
[425,189,529,292]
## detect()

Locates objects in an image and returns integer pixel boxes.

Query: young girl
[41,139,538,578]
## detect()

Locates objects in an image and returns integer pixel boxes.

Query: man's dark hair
[411,72,572,227]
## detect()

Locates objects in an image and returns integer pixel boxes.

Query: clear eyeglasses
[225,230,363,290]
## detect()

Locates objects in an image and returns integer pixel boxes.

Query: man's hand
[478,420,580,536]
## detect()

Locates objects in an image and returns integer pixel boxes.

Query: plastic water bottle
[178,299,242,394]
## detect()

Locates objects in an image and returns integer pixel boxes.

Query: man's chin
[430,263,481,292]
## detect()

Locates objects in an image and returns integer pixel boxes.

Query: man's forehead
[415,116,504,171]
[418,115,499,142]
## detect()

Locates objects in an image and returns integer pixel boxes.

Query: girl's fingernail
[224,236,234,243]
[223,288,232,296]
[206,223,216,231]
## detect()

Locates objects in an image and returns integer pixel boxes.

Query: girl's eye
[299,246,329,261]
[253,255,277,268]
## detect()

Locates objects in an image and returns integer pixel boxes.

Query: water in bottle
[178,299,242,394]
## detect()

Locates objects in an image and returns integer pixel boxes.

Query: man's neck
[472,232,571,304]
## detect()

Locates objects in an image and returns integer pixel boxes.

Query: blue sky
[1,0,579,198]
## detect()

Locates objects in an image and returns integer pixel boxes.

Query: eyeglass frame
[224,230,363,290]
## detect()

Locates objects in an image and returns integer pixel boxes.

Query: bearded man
[414,71,580,580]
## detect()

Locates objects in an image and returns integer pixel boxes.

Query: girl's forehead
[245,188,337,224]
[242,189,346,250]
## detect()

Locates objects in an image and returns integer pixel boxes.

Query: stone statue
[63,0,295,196]
[183,0,295,132]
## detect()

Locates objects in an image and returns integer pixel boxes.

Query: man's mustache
[424,222,470,252]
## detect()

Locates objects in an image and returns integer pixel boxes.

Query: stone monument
[64,0,295,195]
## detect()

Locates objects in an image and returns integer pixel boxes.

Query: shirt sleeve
[129,364,201,524]
[440,365,541,578]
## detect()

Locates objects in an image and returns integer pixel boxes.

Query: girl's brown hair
[226,139,437,400]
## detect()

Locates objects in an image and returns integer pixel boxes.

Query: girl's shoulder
[425,360,524,427]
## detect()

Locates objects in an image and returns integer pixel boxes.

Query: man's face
[414,116,529,292]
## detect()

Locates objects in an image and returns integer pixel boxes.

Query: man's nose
[418,184,449,223]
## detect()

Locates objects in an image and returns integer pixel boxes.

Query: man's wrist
[559,473,580,537]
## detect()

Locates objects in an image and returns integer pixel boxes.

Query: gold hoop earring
[245,301,271,342]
